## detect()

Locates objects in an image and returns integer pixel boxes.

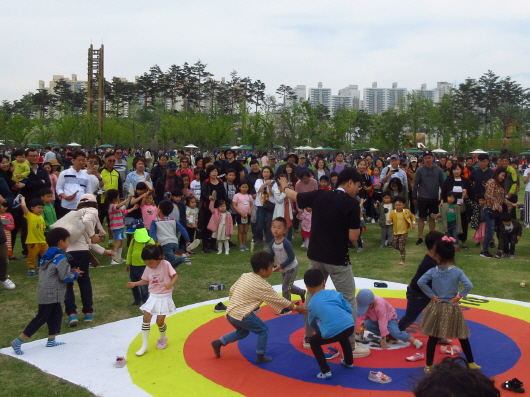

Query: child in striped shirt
[211,251,307,364]
[107,189,139,264]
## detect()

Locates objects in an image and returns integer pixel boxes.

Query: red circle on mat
[184,298,530,396]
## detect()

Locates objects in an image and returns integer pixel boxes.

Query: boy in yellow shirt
[20,197,48,276]
[387,196,415,266]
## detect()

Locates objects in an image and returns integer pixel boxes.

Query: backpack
[50,209,86,244]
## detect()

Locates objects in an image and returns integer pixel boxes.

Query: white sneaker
[371,219,375,224]
[352,343,370,358]
[3,279,15,289]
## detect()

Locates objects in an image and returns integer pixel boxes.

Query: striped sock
[136,322,150,356]
[46,338,66,348]
[159,324,167,339]
[11,338,24,355]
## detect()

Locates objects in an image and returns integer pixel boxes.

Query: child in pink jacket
[297,207,312,248]
[207,200,233,255]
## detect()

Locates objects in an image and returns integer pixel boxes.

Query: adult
[99,151,124,245]
[439,155,448,171]
[57,151,93,216]
[296,154,310,174]
[260,152,269,168]
[199,165,227,253]
[85,153,105,196]
[268,155,279,174]
[113,149,128,184]
[497,154,518,219]
[221,149,245,185]
[412,151,445,245]
[176,157,193,181]
[380,154,408,187]
[0,155,24,260]
[154,161,183,202]
[441,163,474,249]
[144,148,152,168]
[150,154,168,185]
[480,167,518,258]
[330,152,348,174]
[254,166,276,246]
[407,157,419,214]
[278,168,370,358]
[524,165,530,228]
[43,146,56,163]
[276,153,298,177]
[314,158,330,183]
[284,163,298,187]
[357,159,373,221]
[469,153,493,198]
[53,148,62,165]
[374,157,385,171]
[124,156,151,195]
[443,159,453,180]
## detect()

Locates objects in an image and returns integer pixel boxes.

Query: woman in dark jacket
[0,154,23,260]
[441,163,474,249]
[199,165,227,253]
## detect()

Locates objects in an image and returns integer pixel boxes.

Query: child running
[387,196,415,265]
[208,199,233,255]
[127,245,178,356]
[232,180,253,251]
[107,189,139,264]
[211,251,307,364]
[270,217,306,314]
[11,228,81,355]
[304,268,355,380]
[418,237,480,373]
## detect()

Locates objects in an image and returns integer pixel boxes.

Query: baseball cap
[423,150,434,157]
[167,161,178,170]
[410,157,418,162]
[133,228,151,243]
[78,193,97,204]
[390,154,399,160]
[127,219,145,234]
[356,288,375,316]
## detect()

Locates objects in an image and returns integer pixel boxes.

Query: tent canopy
[99,144,114,148]
[67,142,81,147]
[184,144,198,149]
[470,149,487,154]
[432,148,447,153]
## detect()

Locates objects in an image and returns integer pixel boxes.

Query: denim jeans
[364,318,410,343]
[446,221,459,246]
[161,243,186,269]
[503,238,517,255]
[221,313,269,354]
[64,250,93,315]
[129,265,149,304]
[482,209,496,252]
[256,206,273,243]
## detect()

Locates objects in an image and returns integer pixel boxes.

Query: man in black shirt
[279,168,370,358]
[222,149,245,185]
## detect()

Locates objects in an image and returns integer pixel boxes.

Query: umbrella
[239,145,253,150]
[432,148,447,153]
[27,143,41,147]
[0,142,4,146]
[99,144,114,148]
[67,142,82,147]
[470,149,487,154]
[231,146,241,150]
[368,148,379,152]
[313,146,323,150]
[221,144,232,149]
[487,149,500,154]
[272,145,285,149]
[354,147,369,151]
[47,142,59,146]
[406,148,423,153]
[322,146,336,151]
[520,150,530,155]
[184,144,198,149]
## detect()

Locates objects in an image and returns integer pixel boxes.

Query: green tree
[8,115,33,146]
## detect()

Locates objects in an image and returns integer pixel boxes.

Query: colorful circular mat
[126,289,530,396]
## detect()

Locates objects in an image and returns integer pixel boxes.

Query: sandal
[115,356,126,368]
[439,345,462,355]
[368,371,392,384]
[502,378,525,393]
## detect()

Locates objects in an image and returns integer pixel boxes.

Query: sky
[2,0,530,103]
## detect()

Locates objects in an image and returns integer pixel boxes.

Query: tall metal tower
[87,44,104,146]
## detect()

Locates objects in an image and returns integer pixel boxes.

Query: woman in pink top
[127,245,178,356]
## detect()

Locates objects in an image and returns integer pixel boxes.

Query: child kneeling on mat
[356,288,423,350]
[127,245,178,356]
[211,251,307,364]
[304,268,355,380]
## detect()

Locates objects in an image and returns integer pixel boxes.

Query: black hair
[225,168,236,176]
[39,187,53,197]
[0,201,8,208]
[476,192,485,200]
[499,154,510,161]
[136,182,147,191]
[298,170,310,179]
[72,150,86,159]
[272,216,287,228]
[388,177,403,191]
[466,157,473,161]
[500,212,512,222]
[435,239,455,264]
[46,227,71,247]
[215,199,226,208]
[205,164,217,178]
[106,189,120,207]
[249,159,259,166]
[319,175,329,182]
[13,149,25,157]
[477,153,489,161]
[330,172,338,178]
[45,146,51,150]
[336,168,362,186]
[186,196,198,205]
[251,251,274,273]
[25,148,38,157]
[447,191,457,199]
[193,168,200,175]
[158,200,174,216]
[171,189,183,198]
[30,198,45,208]
[238,179,250,191]
[393,195,406,204]
[141,244,164,261]
[304,268,325,288]
[104,151,115,159]
[412,357,500,397]
[381,191,392,199]
[425,231,445,250]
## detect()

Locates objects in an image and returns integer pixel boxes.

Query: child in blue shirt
[304,268,354,380]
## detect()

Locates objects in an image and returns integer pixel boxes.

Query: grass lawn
[0,163,529,396]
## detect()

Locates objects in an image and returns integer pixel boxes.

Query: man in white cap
[380,154,407,187]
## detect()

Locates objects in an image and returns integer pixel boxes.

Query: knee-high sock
[159,323,167,339]
[136,322,150,356]
[217,241,223,254]
[223,240,229,254]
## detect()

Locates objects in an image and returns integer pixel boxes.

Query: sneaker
[243,245,249,251]
[480,250,493,258]
[316,371,332,380]
[340,358,354,368]
[415,238,424,246]
[214,302,227,312]
[253,306,261,314]
[183,257,191,265]
[239,246,245,251]
[303,336,311,349]
[368,371,392,384]
[115,356,126,368]
[12,194,22,209]
[357,247,363,253]
[371,219,375,224]
[495,252,502,259]
[156,337,168,350]
[510,255,515,259]
[437,338,453,344]
[352,343,371,358]
[324,346,340,360]
[9,256,20,261]
[379,244,385,248]
[28,270,35,276]
[278,308,292,315]
[68,314,78,327]
[2,279,15,289]
[84,313,94,323]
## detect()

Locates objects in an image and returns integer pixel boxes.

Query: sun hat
[356,288,375,316]
[133,228,151,243]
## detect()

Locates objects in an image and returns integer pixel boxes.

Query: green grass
[1,175,529,395]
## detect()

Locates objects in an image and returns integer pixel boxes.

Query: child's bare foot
[398,261,405,266]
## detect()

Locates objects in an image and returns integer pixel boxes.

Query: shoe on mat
[156,337,168,350]
[303,336,311,349]
[340,358,354,368]
[324,346,340,360]
[68,314,78,327]
[368,371,392,384]
[214,302,227,312]
[468,362,482,370]
[440,344,462,355]
[316,371,332,380]
[115,356,126,368]
[437,338,453,344]
[406,352,425,362]
[424,365,433,374]
[84,313,94,323]
[278,308,292,315]
[352,343,370,358]
[502,378,524,393]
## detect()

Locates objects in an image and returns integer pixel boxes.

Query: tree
[7,115,33,146]
[32,89,56,118]
[54,115,81,145]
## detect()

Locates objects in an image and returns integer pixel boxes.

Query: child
[11,149,30,182]
[21,197,48,276]
[127,245,178,356]
[438,192,466,250]
[472,194,487,246]
[232,180,253,251]
[148,200,191,267]
[141,192,158,231]
[11,228,81,355]
[181,174,193,202]
[298,207,312,248]
[496,211,522,259]
[0,202,15,257]
[418,237,480,373]
[211,251,306,364]
[304,268,354,380]
[387,196,416,265]
[185,196,199,252]
[126,225,155,306]
[40,188,57,234]
[319,175,331,190]
[375,191,394,248]
[107,189,139,264]
[270,217,306,313]
[191,169,202,199]
[371,167,383,210]
[208,199,233,255]
[330,172,339,190]
[170,189,186,223]
[356,288,423,350]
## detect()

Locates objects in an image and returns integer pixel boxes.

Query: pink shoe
[439,344,462,355]
[115,356,126,368]
[406,352,425,362]
[157,337,168,350]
